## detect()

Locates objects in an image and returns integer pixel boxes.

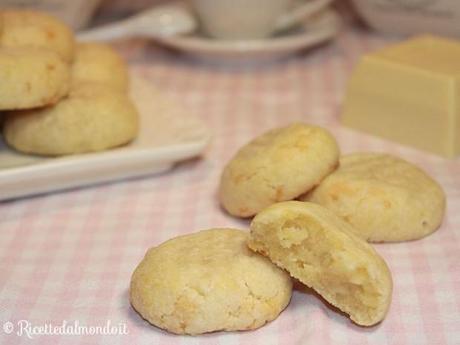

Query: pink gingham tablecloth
[1,16,460,345]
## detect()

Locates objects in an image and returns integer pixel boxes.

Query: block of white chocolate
[342,35,460,158]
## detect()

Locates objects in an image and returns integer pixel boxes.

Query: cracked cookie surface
[219,123,340,218]
[130,228,292,335]
[302,153,446,242]
[248,201,393,326]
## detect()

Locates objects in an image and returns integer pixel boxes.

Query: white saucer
[155,9,340,61]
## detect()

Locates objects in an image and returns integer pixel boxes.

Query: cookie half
[248,201,393,326]
[219,123,340,218]
[302,153,446,242]
[130,228,292,335]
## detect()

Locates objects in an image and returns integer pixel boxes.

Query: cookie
[302,153,446,242]
[0,47,70,110]
[72,43,129,92]
[219,123,340,218]
[130,228,292,335]
[0,9,75,62]
[248,201,393,326]
[3,82,138,155]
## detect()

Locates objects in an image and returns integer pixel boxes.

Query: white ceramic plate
[0,72,210,201]
[155,8,340,61]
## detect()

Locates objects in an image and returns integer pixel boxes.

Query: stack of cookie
[130,123,446,335]
[0,9,138,156]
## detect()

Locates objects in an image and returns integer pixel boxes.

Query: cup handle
[274,0,335,32]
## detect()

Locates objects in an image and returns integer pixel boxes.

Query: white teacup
[190,0,334,40]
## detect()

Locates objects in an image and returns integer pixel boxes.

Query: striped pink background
[0,4,459,345]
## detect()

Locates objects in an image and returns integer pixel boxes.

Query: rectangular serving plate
[0,74,210,201]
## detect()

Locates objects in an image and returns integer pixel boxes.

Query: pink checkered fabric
[1,19,459,345]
